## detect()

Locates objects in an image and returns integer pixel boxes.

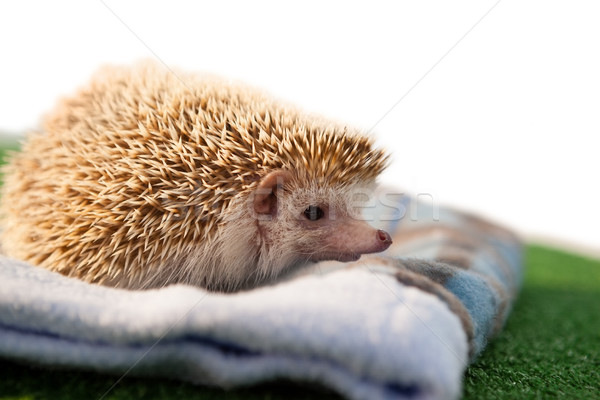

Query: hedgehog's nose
[377,229,392,245]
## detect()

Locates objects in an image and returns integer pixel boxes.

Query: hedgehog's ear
[253,170,292,216]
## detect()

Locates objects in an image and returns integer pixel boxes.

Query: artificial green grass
[0,138,20,183]
[0,138,598,399]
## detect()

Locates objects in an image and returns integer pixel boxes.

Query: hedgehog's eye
[303,205,324,221]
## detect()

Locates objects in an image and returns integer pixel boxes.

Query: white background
[1,1,598,254]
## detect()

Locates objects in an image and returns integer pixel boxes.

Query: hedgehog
[0,62,392,291]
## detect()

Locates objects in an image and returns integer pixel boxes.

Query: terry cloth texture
[0,192,522,400]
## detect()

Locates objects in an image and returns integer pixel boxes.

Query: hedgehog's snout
[376,229,392,248]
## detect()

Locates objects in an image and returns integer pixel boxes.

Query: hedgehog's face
[252,170,392,266]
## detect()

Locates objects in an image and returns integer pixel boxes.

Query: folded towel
[0,191,522,400]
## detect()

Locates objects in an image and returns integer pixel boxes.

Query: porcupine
[0,62,392,291]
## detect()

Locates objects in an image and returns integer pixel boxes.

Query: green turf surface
[0,138,19,180]
[0,138,598,399]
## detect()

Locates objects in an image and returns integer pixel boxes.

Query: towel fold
[0,192,522,400]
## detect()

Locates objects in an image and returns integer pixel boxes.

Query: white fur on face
[253,180,377,269]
